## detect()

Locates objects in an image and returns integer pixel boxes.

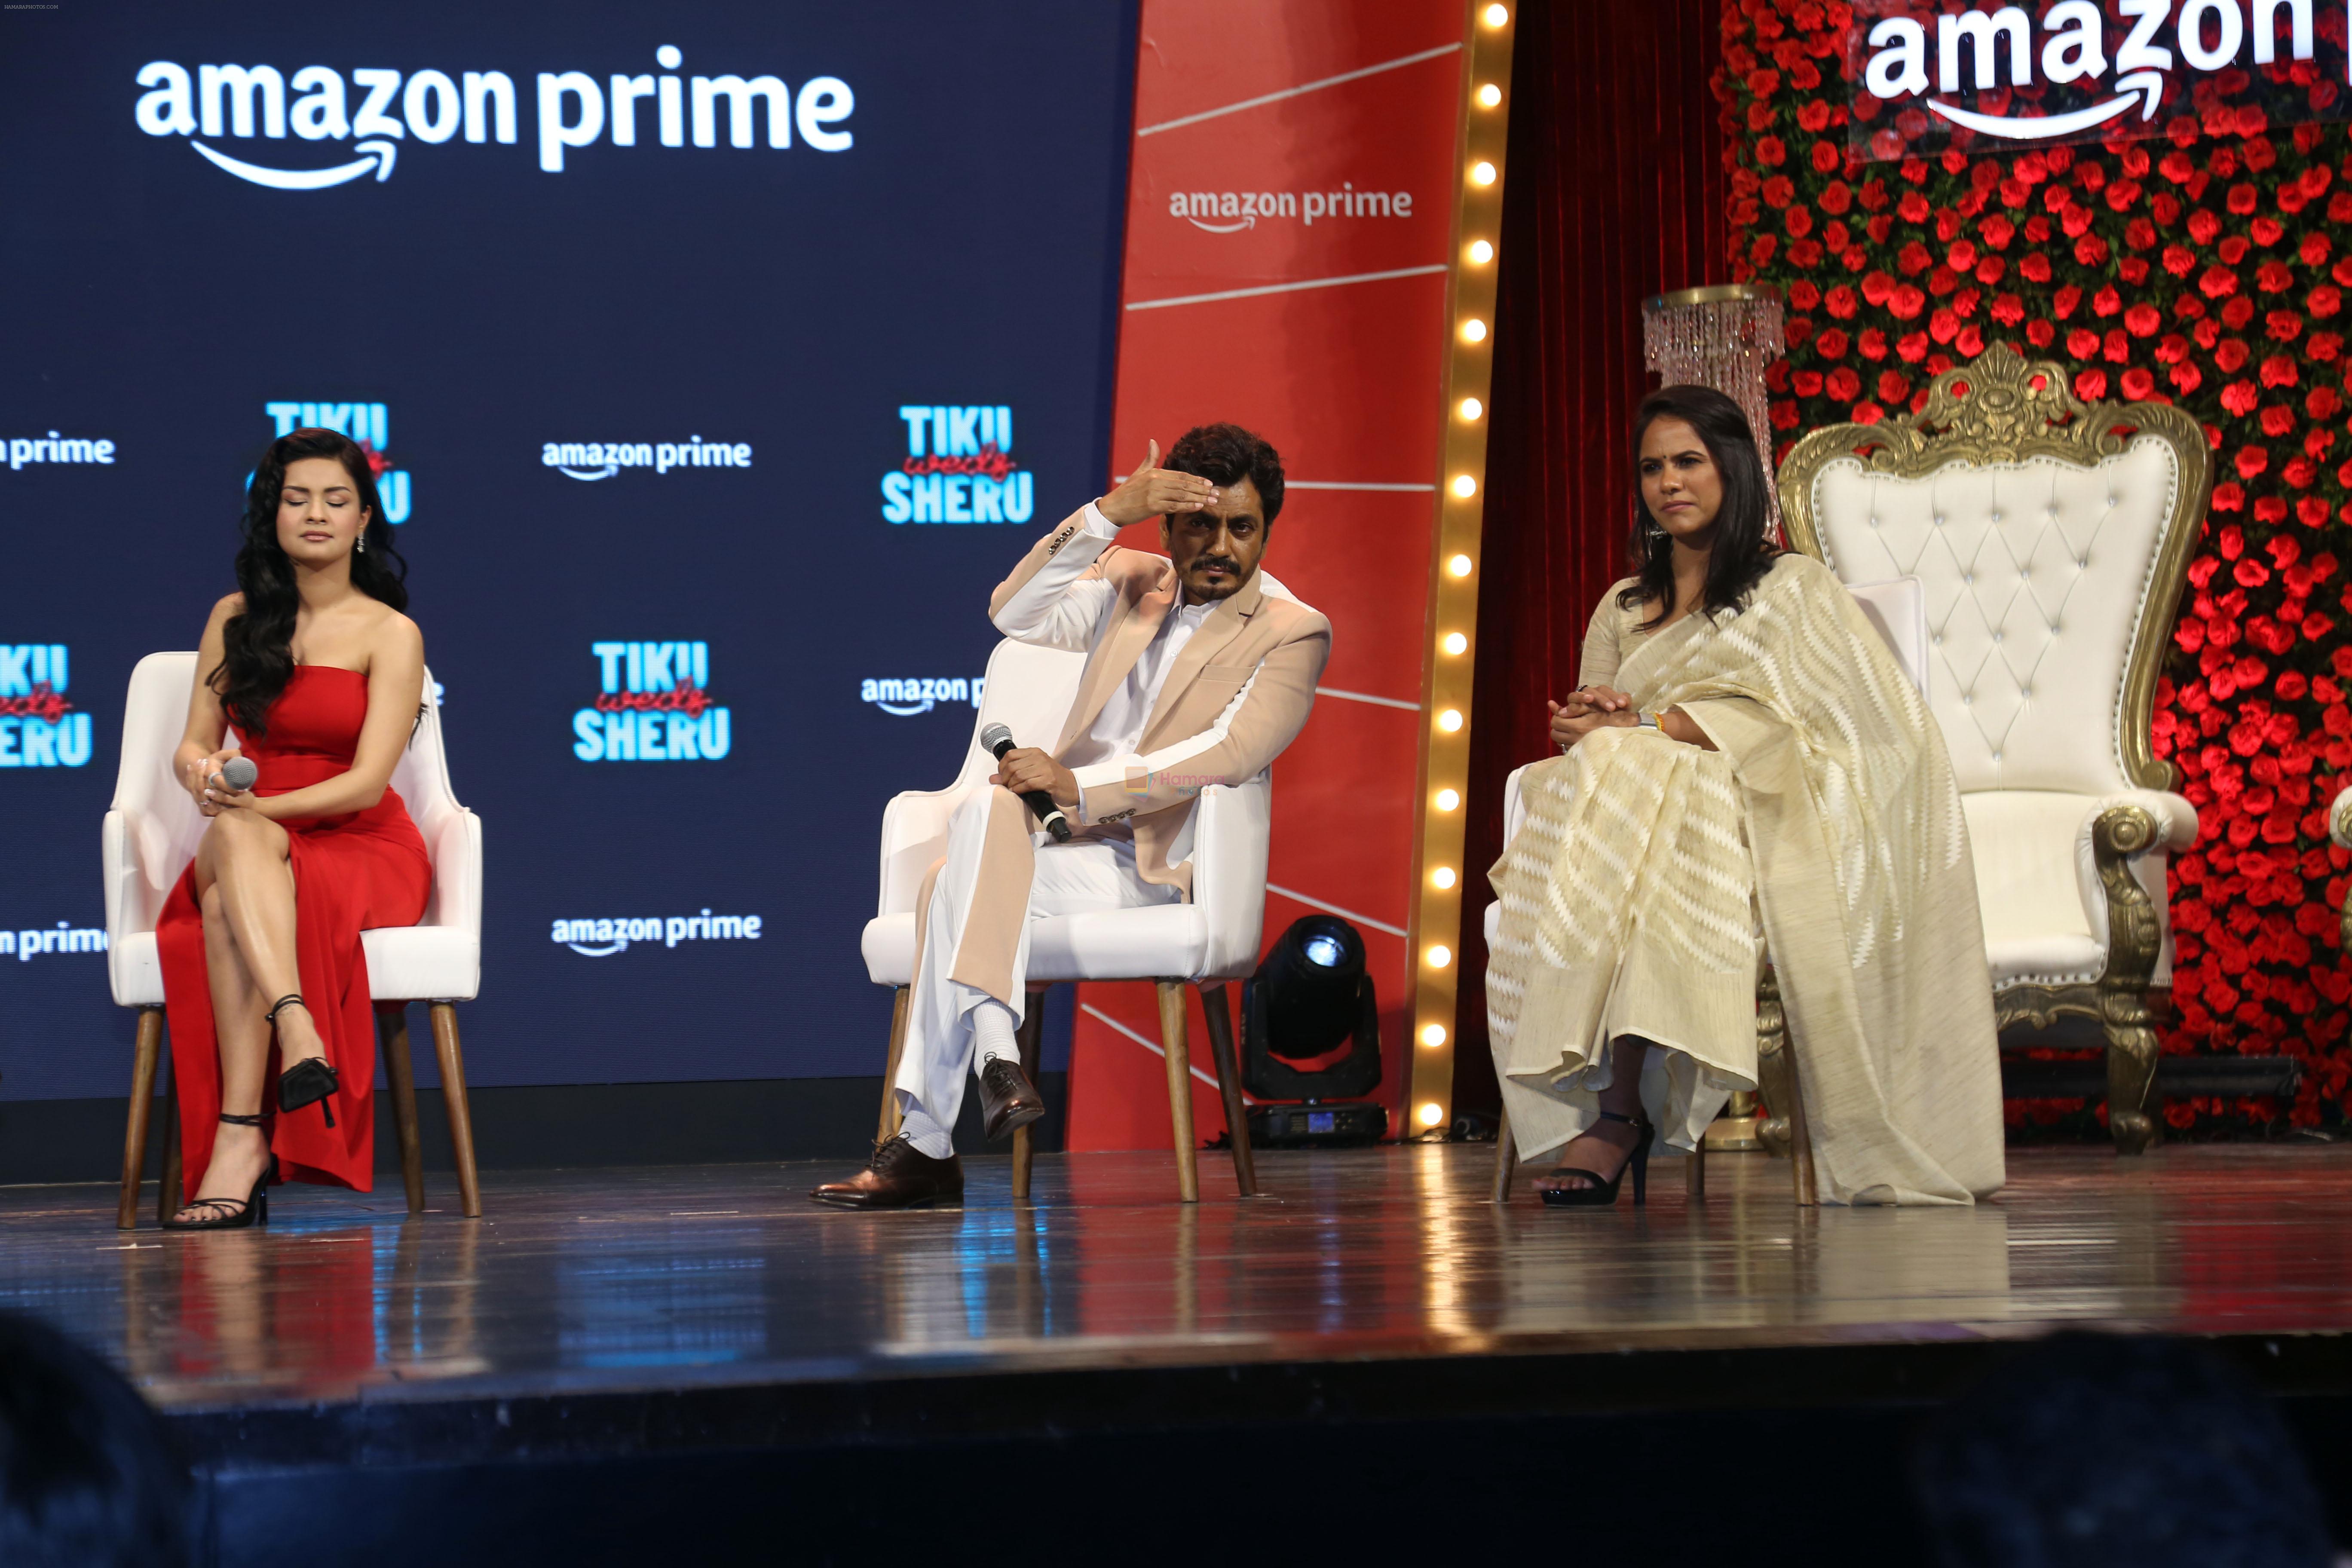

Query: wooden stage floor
[12,1143,2352,1567]
[6,1140,2352,1425]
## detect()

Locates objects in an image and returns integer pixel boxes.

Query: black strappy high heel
[160,1112,277,1230]
[1538,1109,1654,1208]
[268,995,339,1127]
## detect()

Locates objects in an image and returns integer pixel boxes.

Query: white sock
[972,999,1023,1069]
[896,1096,955,1158]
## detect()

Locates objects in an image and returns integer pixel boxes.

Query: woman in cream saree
[1487,386,2003,1208]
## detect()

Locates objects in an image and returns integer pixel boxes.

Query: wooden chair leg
[117,1009,164,1230]
[1489,1105,1516,1204]
[876,986,911,1144]
[379,1007,427,1214]
[1754,967,1816,1206]
[1155,981,1199,1204]
[156,1075,182,1230]
[429,1003,482,1219]
[1010,988,1047,1201]
[1197,983,1257,1197]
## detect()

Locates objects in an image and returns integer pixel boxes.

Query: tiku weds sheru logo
[572,641,732,763]
[881,405,1032,524]
[0,645,89,769]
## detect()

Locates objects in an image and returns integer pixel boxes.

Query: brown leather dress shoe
[977,1057,1047,1141]
[809,1134,965,1210]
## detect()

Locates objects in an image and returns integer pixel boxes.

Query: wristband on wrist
[1634,707,1661,731]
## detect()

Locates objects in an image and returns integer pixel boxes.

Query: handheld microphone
[218,756,257,792]
[980,722,1073,843]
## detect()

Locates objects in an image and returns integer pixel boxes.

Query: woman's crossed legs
[174,810,328,1222]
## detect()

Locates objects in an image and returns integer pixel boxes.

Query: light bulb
[1452,475,1477,497]
[1478,83,1502,107]
[1448,553,1473,576]
[1431,867,1457,889]
[1438,708,1463,732]
[1419,1101,1446,1127]
[1461,318,1488,343]
[1460,397,1483,420]
[1436,788,1461,811]
[1483,3,1508,25]
[1472,161,1496,186]
[1425,945,1452,968]
[1421,1024,1448,1047]
[1469,239,1494,264]
[1442,631,1467,655]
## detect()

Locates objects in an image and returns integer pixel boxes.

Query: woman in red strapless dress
[158,428,430,1228]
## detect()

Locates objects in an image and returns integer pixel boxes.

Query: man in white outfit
[812,423,1331,1209]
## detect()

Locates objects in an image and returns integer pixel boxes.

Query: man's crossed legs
[812,785,1177,1209]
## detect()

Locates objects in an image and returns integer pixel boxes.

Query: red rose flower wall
[1720,0,2352,1133]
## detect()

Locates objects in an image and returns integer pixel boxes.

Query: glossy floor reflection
[5,1142,2351,1411]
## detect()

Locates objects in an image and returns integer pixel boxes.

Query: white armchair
[1780,345,2210,1154]
[107,652,485,1226]
[859,635,1273,1201]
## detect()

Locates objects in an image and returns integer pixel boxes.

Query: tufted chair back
[1779,346,2207,801]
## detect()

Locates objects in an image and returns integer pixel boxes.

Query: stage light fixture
[1242,916,1388,1147]
[1436,788,1461,811]
[1472,161,1496,185]
[1452,475,1477,497]
[1469,239,1494,264]
[1431,867,1457,889]
[1448,552,1473,575]
[1419,1102,1445,1127]
[1484,4,1509,26]
[1442,632,1467,655]
[1461,318,1487,342]
[1438,708,1463,732]
[1425,945,1451,968]
[1421,1024,1447,1046]
[1460,397,1482,420]
[1478,83,1502,107]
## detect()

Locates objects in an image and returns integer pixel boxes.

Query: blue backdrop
[0,1,1136,1099]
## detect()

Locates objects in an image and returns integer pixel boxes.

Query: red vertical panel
[1069,0,1468,1150]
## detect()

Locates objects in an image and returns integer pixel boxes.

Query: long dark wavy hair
[212,429,407,737]
[1616,384,1779,630]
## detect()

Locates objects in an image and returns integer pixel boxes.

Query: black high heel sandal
[1538,1109,1654,1208]
[160,1112,278,1230]
[268,995,339,1127]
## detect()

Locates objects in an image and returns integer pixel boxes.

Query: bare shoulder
[208,591,246,625]
[368,603,425,659]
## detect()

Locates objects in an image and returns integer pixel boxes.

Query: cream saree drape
[1486,554,2004,1206]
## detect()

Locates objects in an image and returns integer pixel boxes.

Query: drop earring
[355,533,366,554]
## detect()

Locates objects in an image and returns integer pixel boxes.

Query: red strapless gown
[159,667,430,1200]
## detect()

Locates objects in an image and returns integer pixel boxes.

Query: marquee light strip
[1404,0,1516,1142]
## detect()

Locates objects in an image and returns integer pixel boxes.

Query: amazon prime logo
[1166,185,1415,233]
[550,910,763,957]
[1851,2,2347,160]
[860,675,986,717]
[541,438,752,481]
[134,48,854,189]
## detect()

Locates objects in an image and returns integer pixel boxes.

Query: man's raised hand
[1098,439,1219,527]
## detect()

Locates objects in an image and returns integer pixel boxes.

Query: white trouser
[895,788,1178,1135]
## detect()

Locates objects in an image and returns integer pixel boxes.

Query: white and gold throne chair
[1779,344,2211,1154]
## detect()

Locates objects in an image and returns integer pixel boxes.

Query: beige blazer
[987,505,1332,898]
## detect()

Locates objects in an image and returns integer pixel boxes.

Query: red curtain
[1452,0,1730,1113]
